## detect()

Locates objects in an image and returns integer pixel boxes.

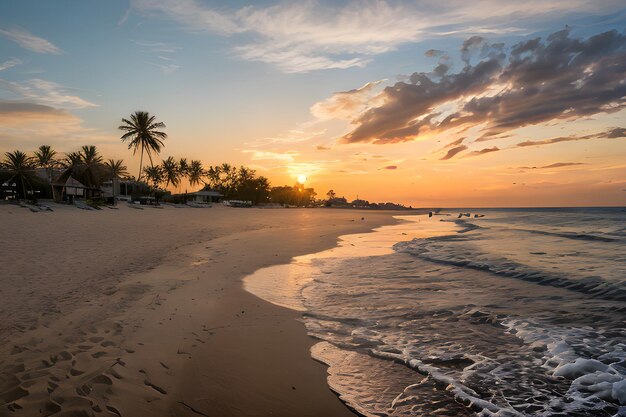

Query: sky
[1,0,625,207]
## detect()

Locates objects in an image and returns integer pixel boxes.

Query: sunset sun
[297,174,307,184]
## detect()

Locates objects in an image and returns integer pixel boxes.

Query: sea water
[244,208,626,416]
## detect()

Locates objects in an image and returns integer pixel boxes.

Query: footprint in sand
[144,379,167,395]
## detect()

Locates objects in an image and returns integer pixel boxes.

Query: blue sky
[1,1,625,206]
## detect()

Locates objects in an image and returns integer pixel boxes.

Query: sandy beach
[0,204,401,417]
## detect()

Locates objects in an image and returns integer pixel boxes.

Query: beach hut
[53,177,102,203]
[189,190,223,203]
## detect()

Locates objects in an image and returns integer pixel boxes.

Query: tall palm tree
[161,156,180,189]
[104,159,128,204]
[118,111,167,181]
[188,160,205,188]
[33,145,58,199]
[1,150,36,200]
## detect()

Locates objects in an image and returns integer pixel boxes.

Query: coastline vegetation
[1,111,411,209]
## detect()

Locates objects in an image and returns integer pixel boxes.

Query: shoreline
[0,204,408,416]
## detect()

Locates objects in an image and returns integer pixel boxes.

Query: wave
[450,218,622,242]
[394,234,626,302]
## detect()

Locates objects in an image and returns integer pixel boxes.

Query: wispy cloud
[0,26,62,54]
[519,162,586,170]
[516,127,626,147]
[243,150,299,162]
[0,57,22,71]
[131,0,623,73]
[311,80,385,120]
[440,145,468,160]
[133,40,182,73]
[0,78,97,109]
[463,146,500,158]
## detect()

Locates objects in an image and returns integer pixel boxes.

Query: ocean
[244,208,626,417]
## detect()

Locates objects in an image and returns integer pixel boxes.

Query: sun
[297,174,307,184]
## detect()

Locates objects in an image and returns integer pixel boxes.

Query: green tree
[118,111,167,181]
[1,150,37,200]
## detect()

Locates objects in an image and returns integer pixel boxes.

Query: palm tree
[188,160,205,188]
[104,159,128,179]
[1,150,36,200]
[161,156,180,189]
[178,158,189,193]
[104,159,128,204]
[206,165,221,188]
[118,111,167,181]
[143,165,163,189]
[33,145,58,199]
[78,145,104,188]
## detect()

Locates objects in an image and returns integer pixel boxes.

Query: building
[101,179,151,201]
[53,177,102,203]
[188,190,223,203]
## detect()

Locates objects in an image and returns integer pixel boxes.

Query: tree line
[1,111,317,206]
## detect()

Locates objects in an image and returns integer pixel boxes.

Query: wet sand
[0,203,403,416]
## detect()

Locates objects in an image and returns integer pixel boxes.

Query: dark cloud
[516,127,626,147]
[0,100,68,115]
[381,165,397,170]
[464,146,500,157]
[316,144,331,150]
[520,162,586,169]
[607,127,626,138]
[440,145,468,160]
[341,29,626,145]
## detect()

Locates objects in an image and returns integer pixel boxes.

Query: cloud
[0,58,22,71]
[516,127,626,147]
[316,144,331,150]
[0,26,62,54]
[133,40,181,73]
[519,162,586,169]
[440,145,468,160]
[0,101,78,126]
[310,80,385,120]
[0,78,97,109]
[133,40,181,53]
[150,61,180,74]
[0,100,115,149]
[341,29,626,144]
[463,146,500,157]
[380,165,397,170]
[243,150,299,162]
[130,0,623,73]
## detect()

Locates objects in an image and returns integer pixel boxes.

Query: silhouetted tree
[118,111,167,180]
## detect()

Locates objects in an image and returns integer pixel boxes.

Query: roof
[191,190,223,197]
[54,176,100,190]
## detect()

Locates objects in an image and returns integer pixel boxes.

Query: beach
[0,204,401,417]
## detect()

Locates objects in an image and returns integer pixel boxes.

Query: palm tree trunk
[138,144,144,181]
